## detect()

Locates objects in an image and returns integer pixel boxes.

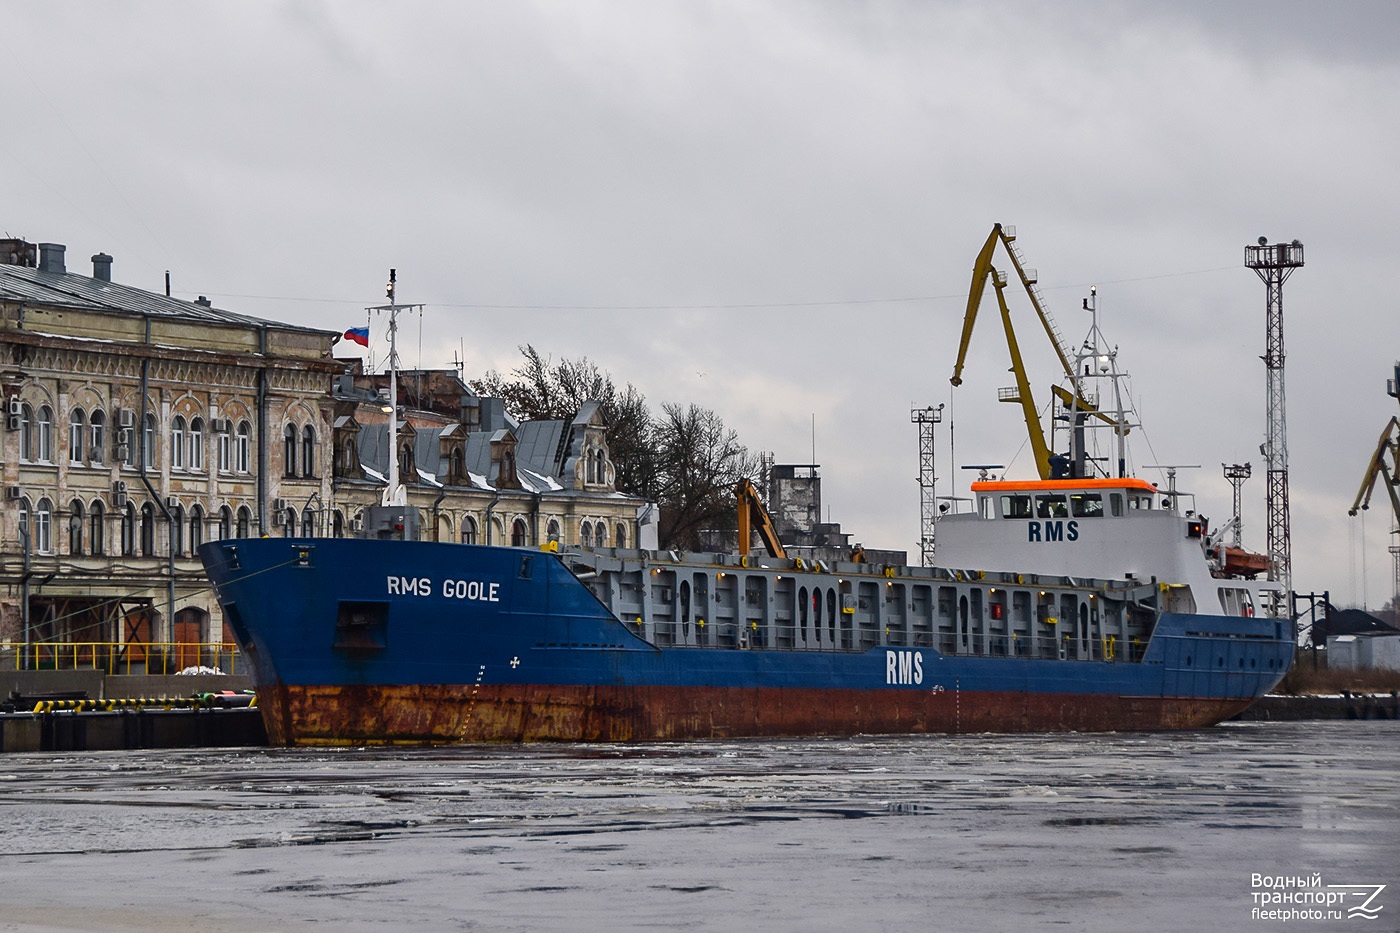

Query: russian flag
[343,326,369,347]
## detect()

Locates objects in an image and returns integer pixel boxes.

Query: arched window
[615,523,627,549]
[461,515,478,545]
[189,504,205,552]
[511,517,528,547]
[586,447,596,484]
[140,502,156,556]
[171,503,185,556]
[594,523,607,548]
[301,508,316,537]
[301,425,315,478]
[171,415,186,470]
[283,424,297,477]
[217,506,232,541]
[89,409,105,465]
[36,405,53,462]
[332,510,345,538]
[236,506,252,538]
[217,421,231,473]
[70,408,86,464]
[141,412,156,469]
[235,421,251,473]
[282,507,297,538]
[18,402,33,461]
[450,447,464,482]
[121,503,136,556]
[580,520,592,547]
[400,442,414,480]
[336,438,356,477]
[68,500,84,555]
[546,519,561,543]
[27,498,50,554]
[16,498,28,551]
[188,417,204,472]
[491,517,504,545]
[89,500,105,556]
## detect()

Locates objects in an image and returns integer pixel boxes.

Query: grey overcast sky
[5,1,1399,608]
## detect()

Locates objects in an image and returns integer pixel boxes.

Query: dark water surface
[1,721,1396,932]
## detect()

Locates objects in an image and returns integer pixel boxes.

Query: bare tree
[653,402,760,550]
[470,348,759,550]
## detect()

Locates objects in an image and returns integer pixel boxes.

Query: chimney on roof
[91,253,113,282]
[37,243,66,274]
[195,295,212,307]
[0,239,37,267]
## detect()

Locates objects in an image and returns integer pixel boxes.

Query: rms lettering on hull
[386,576,501,602]
[1028,520,1079,543]
[885,649,924,685]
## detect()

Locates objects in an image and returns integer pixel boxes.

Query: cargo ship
[200,474,1292,745]
[198,249,1292,745]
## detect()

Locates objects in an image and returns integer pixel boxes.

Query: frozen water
[0,721,1396,931]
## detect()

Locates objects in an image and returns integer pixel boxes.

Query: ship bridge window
[1000,495,1032,519]
[1034,495,1068,519]
[1069,493,1104,518]
[1109,494,1124,517]
[1130,495,1153,510]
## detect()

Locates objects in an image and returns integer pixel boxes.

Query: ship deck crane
[735,478,787,559]
[950,224,1124,481]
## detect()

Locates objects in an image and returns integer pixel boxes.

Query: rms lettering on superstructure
[885,649,924,685]
[1028,520,1079,543]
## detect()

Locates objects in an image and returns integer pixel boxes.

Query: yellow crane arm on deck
[736,478,787,559]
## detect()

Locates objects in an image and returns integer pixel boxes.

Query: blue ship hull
[199,538,1293,744]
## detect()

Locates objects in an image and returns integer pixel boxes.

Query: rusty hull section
[255,683,1254,746]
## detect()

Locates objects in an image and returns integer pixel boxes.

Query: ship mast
[1066,286,1137,478]
[367,269,424,509]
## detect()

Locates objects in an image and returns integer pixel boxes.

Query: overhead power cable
[183,264,1237,313]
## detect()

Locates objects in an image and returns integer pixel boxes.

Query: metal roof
[0,265,332,334]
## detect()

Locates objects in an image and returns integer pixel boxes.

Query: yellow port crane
[1348,363,1400,523]
[949,223,1123,480]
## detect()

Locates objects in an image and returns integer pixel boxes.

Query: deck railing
[8,642,242,676]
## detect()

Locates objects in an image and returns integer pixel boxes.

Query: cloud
[5,0,1399,606]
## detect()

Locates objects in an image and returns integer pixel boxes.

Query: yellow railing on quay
[7,641,242,676]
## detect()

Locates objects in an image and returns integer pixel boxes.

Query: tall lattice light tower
[912,404,944,565]
[1245,237,1304,615]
